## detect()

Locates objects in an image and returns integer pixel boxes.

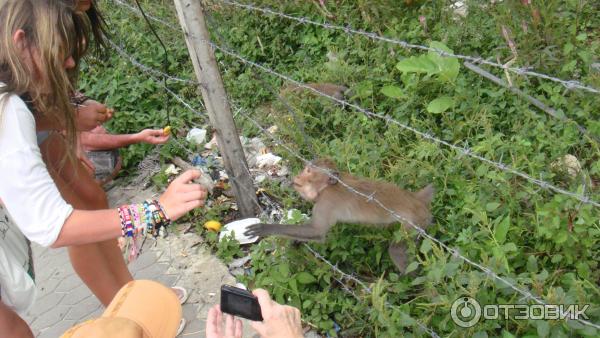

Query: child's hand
[75,99,113,131]
[158,170,207,221]
[135,129,170,145]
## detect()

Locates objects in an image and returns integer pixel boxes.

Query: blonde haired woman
[0,1,206,336]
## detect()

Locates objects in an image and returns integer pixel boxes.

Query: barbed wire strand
[206,41,600,208]
[203,11,317,157]
[218,0,600,95]
[106,39,209,120]
[108,39,198,85]
[236,106,600,330]
[107,36,271,216]
[111,0,179,30]
[112,0,600,95]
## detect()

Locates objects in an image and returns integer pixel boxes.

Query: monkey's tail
[416,184,435,206]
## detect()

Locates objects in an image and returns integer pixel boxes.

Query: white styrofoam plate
[219,218,260,244]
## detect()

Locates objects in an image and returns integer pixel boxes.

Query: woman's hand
[206,304,243,338]
[250,289,304,338]
[135,129,170,145]
[75,99,113,131]
[158,170,207,221]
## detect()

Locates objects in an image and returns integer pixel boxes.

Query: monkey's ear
[327,171,339,185]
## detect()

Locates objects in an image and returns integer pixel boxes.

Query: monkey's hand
[244,223,274,238]
[245,223,325,242]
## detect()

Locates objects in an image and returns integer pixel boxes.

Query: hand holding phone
[218,286,304,338]
[220,285,263,321]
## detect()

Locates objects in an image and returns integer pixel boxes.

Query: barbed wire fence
[109,0,600,208]
[217,0,600,95]
[106,10,441,337]
[105,0,600,334]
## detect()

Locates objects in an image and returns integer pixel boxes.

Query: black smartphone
[220,285,263,321]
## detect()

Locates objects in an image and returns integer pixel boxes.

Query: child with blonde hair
[0,1,206,336]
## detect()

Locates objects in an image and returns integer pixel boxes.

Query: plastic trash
[256,153,282,168]
[192,155,207,167]
[164,164,181,175]
[219,218,260,244]
[186,128,207,145]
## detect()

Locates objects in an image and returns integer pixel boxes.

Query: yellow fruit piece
[163,126,172,136]
[204,220,222,232]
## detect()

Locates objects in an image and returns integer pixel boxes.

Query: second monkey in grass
[245,158,434,273]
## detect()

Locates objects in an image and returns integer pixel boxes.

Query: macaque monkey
[280,82,351,101]
[245,158,434,273]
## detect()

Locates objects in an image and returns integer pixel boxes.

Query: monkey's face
[293,165,332,202]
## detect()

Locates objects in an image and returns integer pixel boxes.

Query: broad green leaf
[494,216,510,244]
[399,312,416,326]
[296,272,317,284]
[396,56,438,75]
[486,202,501,212]
[527,255,538,273]
[537,321,550,337]
[420,239,432,253]
[503,242,517,252]
[405,262,419,274]
[555,231,568,244]
[427,96,455,114]
[381,85,405,99]
[428,41,460,82]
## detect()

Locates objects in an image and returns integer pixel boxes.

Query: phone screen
[221,285,263,321]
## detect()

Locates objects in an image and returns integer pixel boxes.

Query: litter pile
[165,126,290,227]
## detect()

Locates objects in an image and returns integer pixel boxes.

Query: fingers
[225,314,235,337]
[150,135,170,144]
[182,190,207,203]
[180,182,207,193]
[252,289,273,318]
[244,224,263,237]
[216,305,223,330]
[206,305,220,336]
[249,289,271,335]
[173,170,201,185]
[234,318,243,338]
[183,199,204,211]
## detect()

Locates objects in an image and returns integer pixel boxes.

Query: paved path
[23,184,250,337]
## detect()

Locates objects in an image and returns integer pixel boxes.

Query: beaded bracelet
[117,200,172,263]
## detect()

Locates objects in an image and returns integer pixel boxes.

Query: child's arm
[80,129,169,151]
